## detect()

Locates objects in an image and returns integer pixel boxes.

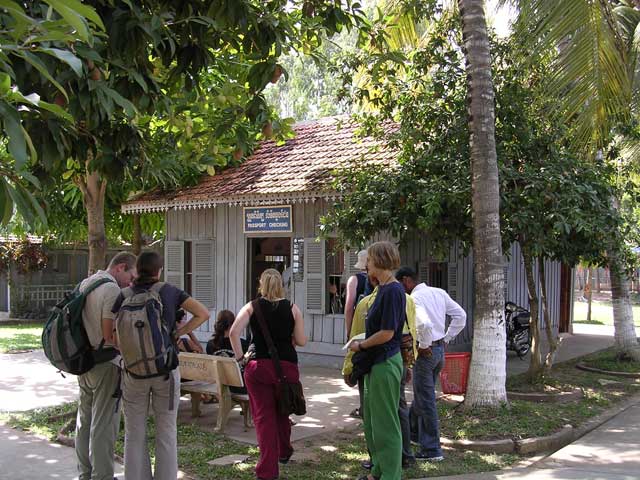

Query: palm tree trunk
[459,0,507,407]
[609,249,640,360]
[608,196,640,360]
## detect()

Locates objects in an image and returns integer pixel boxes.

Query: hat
[353,250,368,270]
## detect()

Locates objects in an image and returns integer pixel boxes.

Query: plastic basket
[439,352,471,395]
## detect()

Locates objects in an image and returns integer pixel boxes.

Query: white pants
[122,369,180,480]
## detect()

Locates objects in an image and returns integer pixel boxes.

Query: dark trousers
[245,359,298,480]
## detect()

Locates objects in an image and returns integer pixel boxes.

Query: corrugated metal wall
[400,238,562,349]
[166,204,563,353]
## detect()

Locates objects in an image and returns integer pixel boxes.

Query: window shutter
[164,241,184,289]
[418,260,430,284]
[503,264,510,302]
[343,248,360,281]
[305,238,325,314]
[447,262,458,302]
[192,240,215,308]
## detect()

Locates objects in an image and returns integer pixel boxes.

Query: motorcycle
[505,301,531,358]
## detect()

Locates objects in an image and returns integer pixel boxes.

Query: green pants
[75,361,121,480]
[364,353,403,480]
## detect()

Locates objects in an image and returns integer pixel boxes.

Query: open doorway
[248,237,291,301]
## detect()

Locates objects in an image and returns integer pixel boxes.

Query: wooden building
[123,117,573,367]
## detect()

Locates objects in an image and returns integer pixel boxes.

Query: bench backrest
[179,352,244,388]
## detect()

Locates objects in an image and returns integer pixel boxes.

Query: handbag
[252,299,307,416]
[399,315,415,367]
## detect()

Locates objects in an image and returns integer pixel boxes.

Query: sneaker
[415,452,444,462]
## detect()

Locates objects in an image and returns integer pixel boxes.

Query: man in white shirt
[396,266,466,462]
[76,252,137,480]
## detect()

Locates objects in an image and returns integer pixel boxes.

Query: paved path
[421,402,640,480]
[0,425,124,479]
[0,350,78,412]
[0,330,625,479]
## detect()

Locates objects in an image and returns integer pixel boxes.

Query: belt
[417,338,445,358]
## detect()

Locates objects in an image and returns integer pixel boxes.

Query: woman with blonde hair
[349,241,406,480]
[230,268,306,480]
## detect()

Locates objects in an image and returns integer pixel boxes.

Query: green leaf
[17,51,68,100]
[0,72,10,94]
[46,0,105,30]
[38,47,83,76]
[0,101,28,168]
[100,86,137,117]
[0,180,13,225]
[0,0,32,23]
[44,0,90,43]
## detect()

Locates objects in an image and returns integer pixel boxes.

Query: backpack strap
[121,286,135,299]
[150,282,165,294]
[82,277,115,296]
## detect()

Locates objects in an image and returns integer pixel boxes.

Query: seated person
[207,309,248,394]
[176,309,204,353]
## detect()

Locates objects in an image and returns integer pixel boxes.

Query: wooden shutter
[343,248,360,280]
[503,263,510,302]
[164,241,184,289]
[305,238,325,314]
[418,260,430,284]
[447,261,458,302]
[192,240,215,308]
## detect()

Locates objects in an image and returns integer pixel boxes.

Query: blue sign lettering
[243,206,292,233]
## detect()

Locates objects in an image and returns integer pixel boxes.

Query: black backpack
[42,278,117,375]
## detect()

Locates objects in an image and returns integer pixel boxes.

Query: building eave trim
[121,190,341,214]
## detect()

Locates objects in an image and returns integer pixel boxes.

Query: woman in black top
[230,268,306,480]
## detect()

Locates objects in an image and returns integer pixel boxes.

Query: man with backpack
[112,251,209,480]
[75,251,137,480]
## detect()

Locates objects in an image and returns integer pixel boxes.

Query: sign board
[243,205,292,234]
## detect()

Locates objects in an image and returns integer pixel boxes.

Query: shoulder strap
[83,277,115,296]
[121,286,135,299]
[150,281,165,294]
[251,299,286,382]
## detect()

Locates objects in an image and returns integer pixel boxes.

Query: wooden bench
[178,352,252,432]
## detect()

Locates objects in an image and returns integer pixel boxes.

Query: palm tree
[380,0,508,405]
[512,0,640,360]
[458,0,508,406]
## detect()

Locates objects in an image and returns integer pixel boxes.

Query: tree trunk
[609,250,640,360]
[132,213,142,255]
[522,246,542,383]
[586,268,593,322]
[607,195,639,360]
[540,257,562,375]
[459,0,507,407]
[75,156,107,275]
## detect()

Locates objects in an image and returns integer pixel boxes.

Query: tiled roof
[122,116,396,213]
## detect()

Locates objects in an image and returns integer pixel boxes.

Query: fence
[12,284,74,317]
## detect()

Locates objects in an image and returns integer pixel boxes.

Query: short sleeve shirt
[80,271,121,348]
[112,281,190,332]
[365,281,406,365]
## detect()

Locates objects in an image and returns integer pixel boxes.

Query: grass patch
[582,349,640,374]
[573,301,640,326]
[3,347,639,479]
[0,323,44,352]
[573,319,605,325]
[1,402,519,479]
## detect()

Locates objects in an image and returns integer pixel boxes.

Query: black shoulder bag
[252,299,307,416]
